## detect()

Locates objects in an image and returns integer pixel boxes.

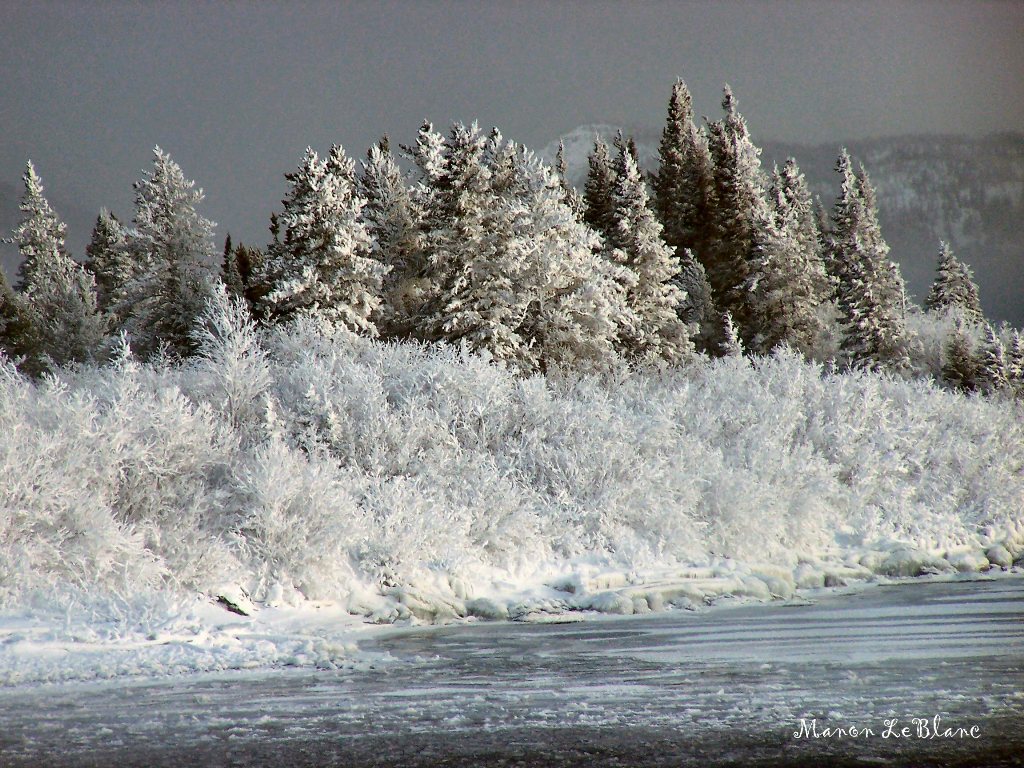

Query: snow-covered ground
[1,576,1021,767]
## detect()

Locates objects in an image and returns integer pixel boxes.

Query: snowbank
[2,302,1023,682]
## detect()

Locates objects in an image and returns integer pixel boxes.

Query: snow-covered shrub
[2,319,1022,619]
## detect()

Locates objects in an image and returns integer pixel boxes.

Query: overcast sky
[2,0,1023,255]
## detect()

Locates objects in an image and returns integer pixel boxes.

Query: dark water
[1,578,1022,767]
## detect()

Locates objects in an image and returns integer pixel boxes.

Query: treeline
[0,80,1020,395]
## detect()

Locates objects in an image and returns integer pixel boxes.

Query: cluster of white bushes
[1,293,1022,617]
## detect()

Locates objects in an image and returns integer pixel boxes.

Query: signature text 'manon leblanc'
[793,716,981,740]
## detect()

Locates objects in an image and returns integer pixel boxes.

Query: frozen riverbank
[1,577,1021,767]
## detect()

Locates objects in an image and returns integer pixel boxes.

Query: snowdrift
[1,297,1023,680]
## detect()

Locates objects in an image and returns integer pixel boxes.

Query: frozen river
[2,577,1022,767]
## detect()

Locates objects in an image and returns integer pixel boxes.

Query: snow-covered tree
[358,138,419,336]
[704,86,765,335]
[675,250,717,352]
[773,159,832,305]
[118,147,218,360]
[652,78,716,269]
[554,140,585,218]
[924,242,984,324]
[828,150,911,371]
[610,148,691,364]
[583,136,618,245]
[10,162,104,372]
[1007,330,1024,398]
[941,318,978,392]
[84,208,130,315]
[719,311,743,357]
[259,144,388,336]
[220,234,245,298]
[13,161,68,293]
[0,269,34,366]
[744,164,828,356]
[974,324,1009,395]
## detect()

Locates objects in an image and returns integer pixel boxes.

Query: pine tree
[652,79,716,270]
[975,324,1009,395]
[924,242,984,323]
[583,136,617,245]
[704,85,765,336]
[259,144,387,335]
[719,312,743,357]
[610,148,691,364]
[83,208,130,316]
[828,151,911,371]
[942,319,978,392]
[118,147,218,359]
[358,138,420,336]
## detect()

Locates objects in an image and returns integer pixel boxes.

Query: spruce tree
[220,234,246,298]
[1007,330,1024,397]
[924,242,984,323]
[583,136,618,245]
[675,250,716,352]
[0,268,34,366]
[610,148,691,364]
[744,163,828,356]
[259,144,387,335]
[652,78,716,270]
[828,151,911,371]
[975,324,1009,395]
[554,140,585,218]
[119,147,218,360]
[11,162,104,372]
[704,85,765,336]
[84,209,130,316]
[14,161,68,293]
[358,138,420,336]
[942,318,978,392]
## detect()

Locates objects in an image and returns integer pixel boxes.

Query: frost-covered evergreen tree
[14,161,68,293]
[84,208,130,316]
[675,250,717,352]
[10,162,104,372]
[719,311,743,357]
[773,159,832,305]
[704,86,765,336]
[652,78,716,270]
[828,150,911,371]
[942,319,978,393]
[259,144,387,335]
[975,324,1010,395]
[118,147,218,360]
[407,123,633,371]
[583,136,618,245]
[1007,330,1024,398]
[414,122,492,343]
[220,234,245,298]
[554,140,585,219]
[358,138,419,336]
[0,269,34,365]
[924,242,983,324]
[610,148,691,364]
[744,164,828,356]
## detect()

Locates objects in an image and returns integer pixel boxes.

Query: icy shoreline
[2,555,1021,688]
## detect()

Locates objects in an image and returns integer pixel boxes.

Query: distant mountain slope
[543,128,1024,327]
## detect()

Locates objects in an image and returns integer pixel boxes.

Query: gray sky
[2,0,1023,254]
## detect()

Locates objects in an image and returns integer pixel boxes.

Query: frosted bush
[2,303,1023,619]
